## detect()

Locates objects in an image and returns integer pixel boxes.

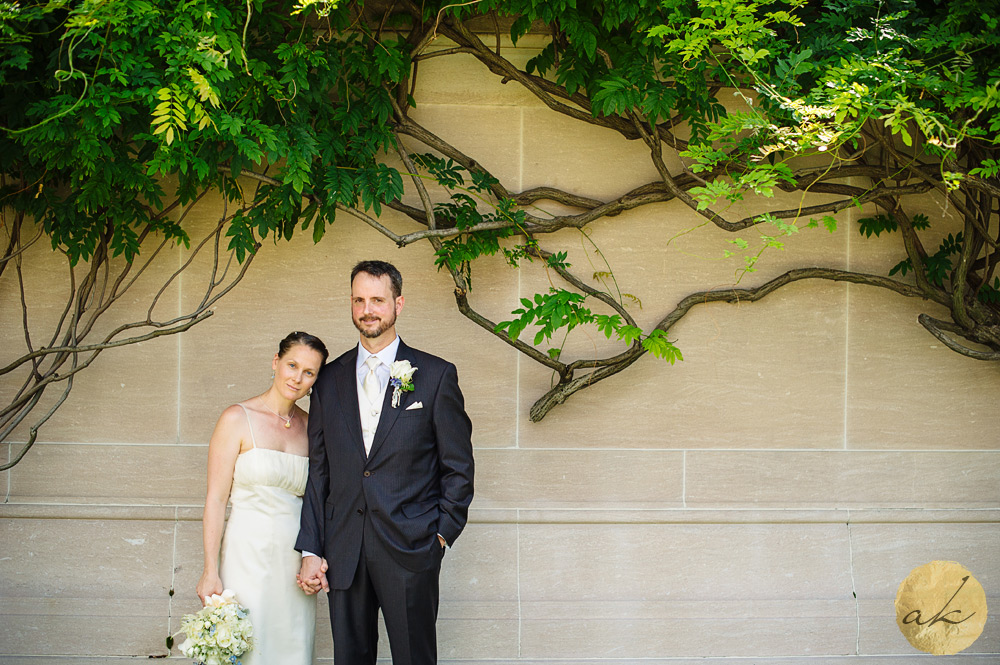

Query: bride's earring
[271,371,275,379]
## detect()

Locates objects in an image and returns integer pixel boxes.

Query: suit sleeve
[432,362,475,546]
[295,381,329,556]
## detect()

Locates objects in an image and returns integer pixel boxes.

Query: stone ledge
[1,503,997,524]
[2,658,997,665]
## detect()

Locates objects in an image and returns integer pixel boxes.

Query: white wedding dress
[219,404,315,665]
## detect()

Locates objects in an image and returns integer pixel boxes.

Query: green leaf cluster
[1,0,412,264]
[658,0,1000,177]
[483,0,726,140]
[495,288,682,364]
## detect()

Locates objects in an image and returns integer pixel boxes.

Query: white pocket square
[405,401,423,410]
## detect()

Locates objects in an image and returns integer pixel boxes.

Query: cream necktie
[363,355,381,406]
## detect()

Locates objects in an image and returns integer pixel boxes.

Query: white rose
[215,625,233,649]
[390,360,417,382]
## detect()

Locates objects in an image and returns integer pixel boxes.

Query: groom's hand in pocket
[297,555,328,595]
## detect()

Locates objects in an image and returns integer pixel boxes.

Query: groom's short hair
[352,260,403,299]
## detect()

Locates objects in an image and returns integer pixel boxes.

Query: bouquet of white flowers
[176,590,254,665]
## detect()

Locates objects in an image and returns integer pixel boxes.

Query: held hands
[295,540,442,596]
[297,556,329,595]
[196,569,224,605]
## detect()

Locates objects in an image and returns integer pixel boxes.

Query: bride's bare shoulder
[211,403,253,435]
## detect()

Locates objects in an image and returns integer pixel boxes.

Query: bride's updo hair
[278,331,329,365]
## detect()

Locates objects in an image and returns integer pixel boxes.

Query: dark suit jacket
[295,340,475,590]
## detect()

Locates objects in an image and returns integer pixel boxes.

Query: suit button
[356,508,364,515]
[363,471,371,477]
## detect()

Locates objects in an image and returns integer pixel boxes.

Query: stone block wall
[1,37,998,664]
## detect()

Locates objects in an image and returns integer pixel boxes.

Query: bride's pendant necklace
[259,395,293,428]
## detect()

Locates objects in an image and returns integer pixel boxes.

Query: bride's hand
[196,569,223,605]
[297,556,328,595]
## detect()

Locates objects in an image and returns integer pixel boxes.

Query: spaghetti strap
[236,403,258,449]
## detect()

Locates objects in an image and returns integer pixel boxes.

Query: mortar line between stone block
[681,450,687,508]
[17,441,1000,452]
[518,106,524,193]
[847,515,860,655]
[515,107,524,450]
[167,504,180,652]
[515,264,521,450]
[515,513,523,658]
[844,201,852,452]
[176,239,183,445]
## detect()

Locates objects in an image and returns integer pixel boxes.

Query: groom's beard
[354,311,396,339]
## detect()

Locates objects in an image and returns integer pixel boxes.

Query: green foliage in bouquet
[175,591,254,665]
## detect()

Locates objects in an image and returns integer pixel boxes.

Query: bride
[196,331,329,664]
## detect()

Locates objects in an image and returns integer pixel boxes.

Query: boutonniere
[389,360,417,408]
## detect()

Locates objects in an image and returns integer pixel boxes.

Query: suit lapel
[333,350,366,458]
[367,340,414,460]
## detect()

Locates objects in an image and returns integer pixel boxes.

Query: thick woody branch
[386,185,686,243]
[887,199,950,307]
[412,46,478,61]
[513,187,606,209]
[539,249,638,327]
[393,114,511,201]
[729,183,935,229]
[0,390,43,449]
[528,267,929,421]
[523,246,644,371]
[386,169,942,250]
[951,166,1000,199]
[0,219,42,270]
[390,108,437,230]
[433,15,688,150]
[630,111,740,231]
[338,202,524,245]
[218,165,282,188]
[0,370,75,471]
[453,286,567,372]
[0,309,217,376]
[918,314,1000,360]
[515,163,889,211]
[871,132,995,243]
[0,307,213,424]
[1,189,262,467]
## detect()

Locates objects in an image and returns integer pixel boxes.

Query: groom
[296,260,475,665]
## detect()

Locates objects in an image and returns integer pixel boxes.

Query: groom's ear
[395,295,404,315]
